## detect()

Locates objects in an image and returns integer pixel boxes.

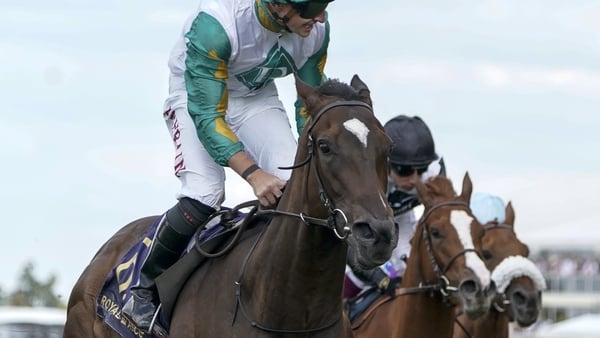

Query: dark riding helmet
[264,0,334,19]
[384,115,439,167]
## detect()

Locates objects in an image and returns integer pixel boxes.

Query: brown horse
[454,201,545,338]
[351,173,496,338]
[64,75,399,337]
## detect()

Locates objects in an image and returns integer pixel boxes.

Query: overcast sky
[1,0,599,302]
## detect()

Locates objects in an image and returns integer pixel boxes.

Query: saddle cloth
[96,209,244,338]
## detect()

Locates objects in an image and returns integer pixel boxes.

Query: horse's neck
[390,253,457,337]
[243,171,347,319]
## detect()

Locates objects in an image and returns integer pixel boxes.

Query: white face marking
[343,118,369,148]
[451,210,492,287]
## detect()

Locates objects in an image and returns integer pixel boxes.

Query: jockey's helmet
[470,192,506,224]
[264,0,334,19]
[384,115,439,167]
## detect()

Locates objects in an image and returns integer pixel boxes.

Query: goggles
[291,1,329,19]
[392,164,429,177]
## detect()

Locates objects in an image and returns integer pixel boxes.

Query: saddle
[344,278,410,330]
[156,201,266,322]
[346,287,383,322]
[96,201,267,338]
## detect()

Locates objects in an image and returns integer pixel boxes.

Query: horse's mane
[423,176,457,199]
[317,78,360,100]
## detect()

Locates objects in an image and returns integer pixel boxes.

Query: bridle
[352,200,483,333]
[231,99,377,334]
[454,221,516,338]
[394,201,480,302]
[269,99,374,240]
[415,200,481,338]
[482,221,516,314]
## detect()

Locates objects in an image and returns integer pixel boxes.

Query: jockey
[344,115,446,301]
[122,0,334,329]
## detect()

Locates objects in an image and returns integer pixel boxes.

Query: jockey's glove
[378,276,402,297]
[354,267,401,297]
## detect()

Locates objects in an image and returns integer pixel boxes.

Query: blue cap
[470,192,506,224]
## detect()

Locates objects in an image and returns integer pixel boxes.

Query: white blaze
[451,210,492,287]
[343,118,369,148]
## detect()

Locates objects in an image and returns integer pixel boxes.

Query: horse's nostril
[354,222,374,240]
[459,280,478,295]
[512,291,527,305]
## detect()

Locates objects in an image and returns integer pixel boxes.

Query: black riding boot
[122,197,215,330]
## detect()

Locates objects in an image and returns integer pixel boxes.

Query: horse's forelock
[425,176,457,199]
[317,78,360,100]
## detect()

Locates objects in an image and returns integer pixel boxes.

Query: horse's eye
[318,140,331,153]
[482,250,493,260]
[430,227,442,238]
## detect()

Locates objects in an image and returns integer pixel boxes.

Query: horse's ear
[295,75,321,117]
[523,243,530,257]
[350,74,373,107]
[505,201,515,226]
[458,172,473,204]
[416,178,433,208]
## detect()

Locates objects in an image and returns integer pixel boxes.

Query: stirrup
[149,304,161,333]
[149,304,169,337]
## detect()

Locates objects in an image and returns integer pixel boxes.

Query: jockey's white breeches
[163,83,298,209]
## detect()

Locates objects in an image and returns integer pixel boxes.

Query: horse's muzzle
[459,279,497,320]
[350,218,398,268]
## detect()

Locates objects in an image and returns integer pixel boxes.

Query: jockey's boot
[122,197,215,330]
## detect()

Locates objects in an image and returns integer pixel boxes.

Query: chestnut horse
[454,201,545,338]
[351,173,496,338]
[64,75,398,337]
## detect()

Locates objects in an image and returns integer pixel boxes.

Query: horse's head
[483,202,545,327]
[293,75,398,269]
[413,173,495,319]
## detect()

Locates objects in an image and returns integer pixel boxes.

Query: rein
[230,99,373,334]
[354,200,481,334]
[256,208,349,240]
[232,226,343,334]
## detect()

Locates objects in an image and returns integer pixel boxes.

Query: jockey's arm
[184,12,244,167]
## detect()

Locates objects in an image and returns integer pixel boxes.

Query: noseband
[420,201,481,298]
[393,201,480,301]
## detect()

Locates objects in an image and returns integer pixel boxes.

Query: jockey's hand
[246,169,286,207]
[379,276,401,297]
